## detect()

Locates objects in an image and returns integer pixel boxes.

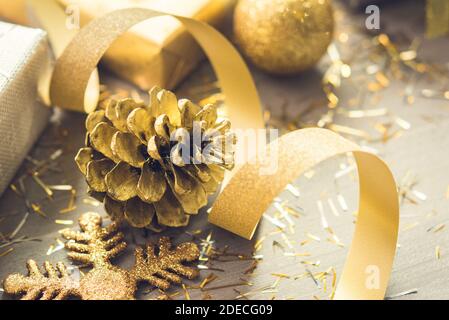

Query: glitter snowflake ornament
[3,212,200,300]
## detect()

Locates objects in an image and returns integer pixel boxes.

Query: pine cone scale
[124,197,154,228]
[167,174,207,214]
[104,196,125,222]
[104,162,139,201]
[86,109,108,133]
[86,159,115,192]
[127,107,155,143]
[111,131,145,167]
[90,122,120,163]
[136,163,166,203]
[153,188,189,227]
[157,90,181,127]
[75,147,94,175]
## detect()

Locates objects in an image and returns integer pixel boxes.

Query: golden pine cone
[75,87,235,230]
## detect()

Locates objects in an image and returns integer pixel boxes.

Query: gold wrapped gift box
[0,0,235,90]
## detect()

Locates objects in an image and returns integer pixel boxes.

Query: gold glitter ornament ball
[234,0,334,75]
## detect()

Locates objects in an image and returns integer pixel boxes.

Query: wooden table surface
[1,0,449,300]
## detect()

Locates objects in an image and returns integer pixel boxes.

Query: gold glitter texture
[2,260,78,300]
[3,212,199,300]
[234,0,334,74]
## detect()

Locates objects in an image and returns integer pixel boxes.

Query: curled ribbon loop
[46,7,398,299]
[211,128,399,299]
[28,0,100,112]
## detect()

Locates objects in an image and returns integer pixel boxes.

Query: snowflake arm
[3,260,79,300]
[131,237,200,290]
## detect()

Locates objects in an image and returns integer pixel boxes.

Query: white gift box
[0,21,51,195]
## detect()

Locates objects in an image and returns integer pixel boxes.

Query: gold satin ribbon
[212,129,399,299]
[31,5,399,299]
